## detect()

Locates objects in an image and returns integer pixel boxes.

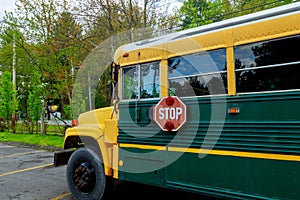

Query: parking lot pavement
[0,142,70,200]
[0,142,222,200]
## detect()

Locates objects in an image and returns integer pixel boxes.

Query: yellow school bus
[55,2,300,199]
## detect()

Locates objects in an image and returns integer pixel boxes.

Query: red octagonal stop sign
[154,96,186,131]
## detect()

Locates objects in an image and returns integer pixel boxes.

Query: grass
[0,131,64,149]
[13,122,66,136]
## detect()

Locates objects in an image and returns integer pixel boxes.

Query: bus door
[118,61,166,186]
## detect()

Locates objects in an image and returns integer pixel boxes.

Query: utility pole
[12,35,16,90]
[88,71,92,110]
[12,34,17,133]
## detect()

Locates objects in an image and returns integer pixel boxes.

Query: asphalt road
[0,142,221,200]
[0,142,69,200]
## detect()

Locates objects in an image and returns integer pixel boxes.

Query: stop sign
[154,96,186,131]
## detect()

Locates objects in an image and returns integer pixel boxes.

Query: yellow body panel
[233,13,300,46]
[160,59,169,97]
[226,47,236,95]
[166,29,230,57]
[64,106,119,177]
[114,45,165,67]
[104,119,118,144]
[77,106,114,126]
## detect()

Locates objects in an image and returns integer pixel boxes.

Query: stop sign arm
[154,96,186,131]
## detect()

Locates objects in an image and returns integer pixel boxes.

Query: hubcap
[73,162,96,193]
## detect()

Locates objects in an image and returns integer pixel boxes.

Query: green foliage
[0,0,88,124]
[179,0,209,29]
[232,0,295,17]
[178,0,296,29]
[95,67,112,108]
[0,0,181,125]
[28,69,43,121]
[63,104,73,120]
[27,68,45,133]
[0,71,18,120]
[71,82,87,119]
[179,0,234,29]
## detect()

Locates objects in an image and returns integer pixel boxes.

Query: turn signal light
[72,119,78,126]
[228,107,240,114]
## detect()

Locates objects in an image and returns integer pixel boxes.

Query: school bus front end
[54,106,119,199]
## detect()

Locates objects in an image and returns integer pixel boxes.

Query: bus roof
[114,2,300,63]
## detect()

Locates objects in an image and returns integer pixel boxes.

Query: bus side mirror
[111,62,120,84]
[110,62,120,100]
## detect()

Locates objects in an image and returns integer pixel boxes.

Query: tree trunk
[11,113,17,133]
[40,98,47,135]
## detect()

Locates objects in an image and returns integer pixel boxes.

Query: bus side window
[122,65,139,100]
[140,62,160,99]
[168,49,227,97]
[235,35,300,93]
[121,62,160,100]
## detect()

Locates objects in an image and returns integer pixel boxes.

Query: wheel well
[64,136,103,163]
[81,136,103,162]
[64,136,83,149]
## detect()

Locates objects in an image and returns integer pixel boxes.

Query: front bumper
[54,149,75,167]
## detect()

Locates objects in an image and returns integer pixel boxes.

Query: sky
[157,0,183,14]
[0,0,15,20]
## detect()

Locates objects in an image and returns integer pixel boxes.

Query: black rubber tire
[66,147,106,200]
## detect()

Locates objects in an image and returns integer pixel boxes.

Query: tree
[0,71,18,131]
[178,0,295,30]
[179,0,209,29]
[49,10,86,118]
[27,68,45,133]
[4,0,63,135]
[1,0,87,133]
[0,24,36,126]
[179,0,232,29]
[71,82,87,119]
[0,0,179,132]
[233,0,294,17]
[95,67,111,108]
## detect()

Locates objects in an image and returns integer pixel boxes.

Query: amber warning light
[72,119,78,126]
[228,107,240,114]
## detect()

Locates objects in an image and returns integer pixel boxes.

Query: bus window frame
[234,34,300,95]
[120,61,161,102]
[168,48,228,97]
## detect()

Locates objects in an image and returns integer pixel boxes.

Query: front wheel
[66,147,106,200]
